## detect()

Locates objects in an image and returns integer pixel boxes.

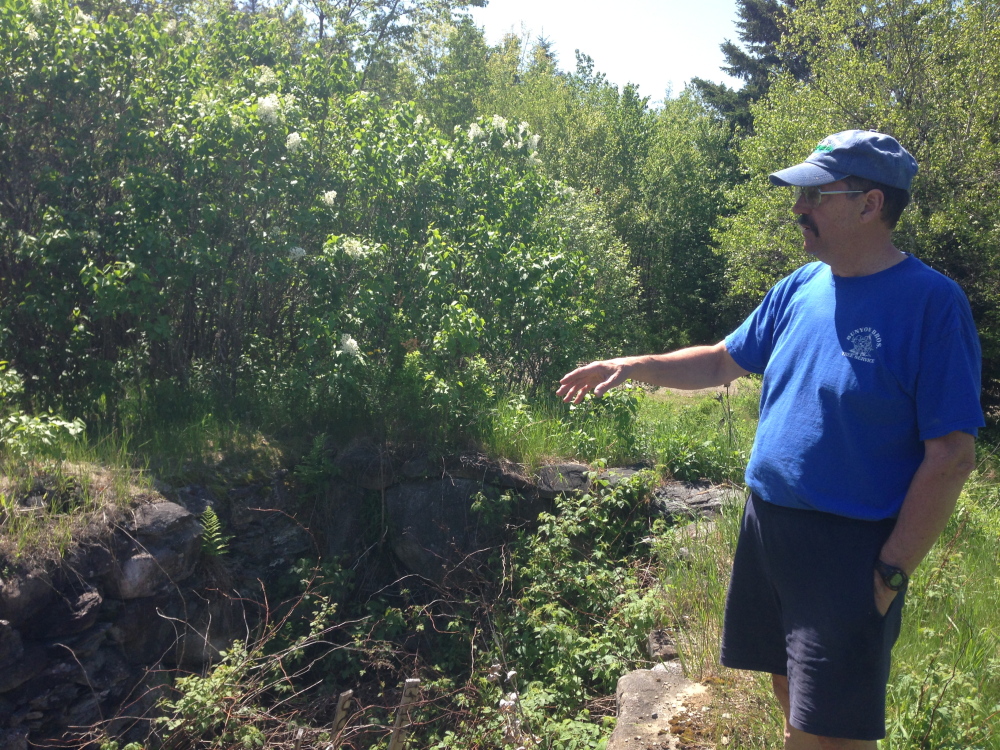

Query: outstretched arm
[557,341,750,403]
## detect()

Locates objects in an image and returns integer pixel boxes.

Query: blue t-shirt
[725,256,984,520]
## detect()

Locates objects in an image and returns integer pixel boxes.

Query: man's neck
[828,240,906,278]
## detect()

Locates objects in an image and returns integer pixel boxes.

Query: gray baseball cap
[769,130,918,190]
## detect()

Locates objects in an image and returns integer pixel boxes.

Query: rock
[535,463,592,499]
[386,479,504,584]
[0,571,55,629]
[0,696,14,723]
[171,485,216,516]
[63,622,112,660]
[104,663,171,744]
[64,543,114,579]
[108,552,165,600]
[334,437,395,490]
[647,629,679,661]
[606,662,708,750]
[446,453,534,492]
[106,502,202,599]
[652,481,741,522]
[0,621,23,666]
[229,488,269,530]
[131,502,201,543]
[0,727,28,750]
[600,467,642,488]
[31,589,103,638]
[316,483,368,560]
[109,596,175,666]
[0,643,47,694]
[400,454,436,480]
[170,593,248,668]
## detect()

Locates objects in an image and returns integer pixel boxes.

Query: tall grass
[477,380,761,482]
[477,387,645,470]
[0,432,141,563]
[638,380,760,483]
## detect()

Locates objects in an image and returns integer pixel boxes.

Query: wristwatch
[875,559,908,591]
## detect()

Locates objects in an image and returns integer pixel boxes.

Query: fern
[200,506,232,557]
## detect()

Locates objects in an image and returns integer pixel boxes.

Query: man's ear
[858,189,885,224]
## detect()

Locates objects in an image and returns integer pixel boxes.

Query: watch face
[877,561,907,591]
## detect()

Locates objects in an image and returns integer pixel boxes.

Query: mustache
[797,215,818,235]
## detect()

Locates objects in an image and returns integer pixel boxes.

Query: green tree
[394,14,490,132]
[466,37,739,351]
[690,0,807,133]
[0,1,640,440]
[628,94,736,351]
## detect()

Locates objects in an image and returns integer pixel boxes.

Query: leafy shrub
[500,472,659,708]
[1,3,637,446]
[0,364,84,459]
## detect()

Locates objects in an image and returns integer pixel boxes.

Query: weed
[199,506,232,557]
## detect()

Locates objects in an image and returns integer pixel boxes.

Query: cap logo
[813,143,835,154]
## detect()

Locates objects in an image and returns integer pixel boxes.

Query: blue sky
[468,0,744,105]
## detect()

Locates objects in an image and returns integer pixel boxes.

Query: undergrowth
[7,376,998,749]
[121,470,663,750]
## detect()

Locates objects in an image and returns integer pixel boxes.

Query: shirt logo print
[843,327,882,363]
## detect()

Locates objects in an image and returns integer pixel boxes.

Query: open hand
[557,359,629,403]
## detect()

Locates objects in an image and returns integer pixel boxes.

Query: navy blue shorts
[720,494,906,741]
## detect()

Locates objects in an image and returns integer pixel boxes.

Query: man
[557,130,984,749]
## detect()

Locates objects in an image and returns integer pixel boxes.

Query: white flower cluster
[30,0,45,18]
[164,19,178,35]
[321,190,337,207]
[25,22,39,40]
[487,663,516,684]
[75,8,92,23]
[340,237,368,259]
[465,117,541,163]
[414,114,426,127]
[484,663,539,749]
[467,122,486,144]
[285,132,303,153]
[340,334,361,358]
[256,66,277,87]
[257,93,281,125]
[288,246,306,260]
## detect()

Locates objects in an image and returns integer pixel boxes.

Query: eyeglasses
[791,186,867,207]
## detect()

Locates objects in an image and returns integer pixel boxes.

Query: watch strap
[875,559,908,591]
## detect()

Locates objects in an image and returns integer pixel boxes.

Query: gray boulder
[385,479,505,584]
[334,437,395,490]
[535,463,592,499]
[105,502,202,599]
[652,482,742,522]
[0,571,55,629]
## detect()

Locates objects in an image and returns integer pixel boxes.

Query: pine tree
[690,0,808,132]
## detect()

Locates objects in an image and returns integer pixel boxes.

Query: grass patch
[639,380,760,484]
[477,387,645,470]
[0,456,141,565]
[477,380,760,484]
